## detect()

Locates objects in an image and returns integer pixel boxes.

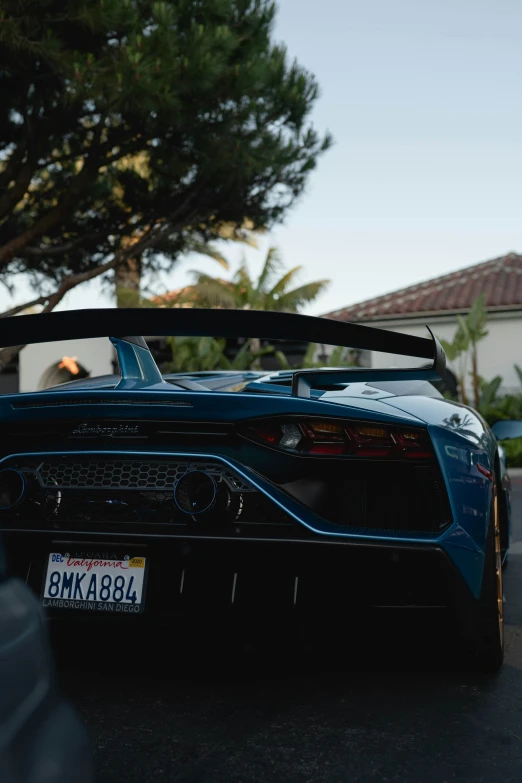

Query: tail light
[243,418,434,459]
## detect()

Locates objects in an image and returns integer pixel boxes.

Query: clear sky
[3,0,522,316]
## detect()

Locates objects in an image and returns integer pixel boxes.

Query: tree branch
[0,158,99,268]
[0,124,105,270]
[0,216,190,372]
[0,251,121,371]
[0,294,51,318]
[22,232,106,257]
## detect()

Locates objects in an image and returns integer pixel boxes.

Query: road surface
[57,477,522,782]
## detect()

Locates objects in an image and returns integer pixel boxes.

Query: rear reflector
[243,418,434,460]
[477,463,493,480]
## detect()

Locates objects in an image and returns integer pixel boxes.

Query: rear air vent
[280,462,452,534]
[11,399,192,409]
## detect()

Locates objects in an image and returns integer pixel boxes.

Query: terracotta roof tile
[324,253,522,322]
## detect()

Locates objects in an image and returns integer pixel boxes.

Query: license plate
[42,553,147,613]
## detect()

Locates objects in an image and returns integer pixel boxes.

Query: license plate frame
[41,550,149,614]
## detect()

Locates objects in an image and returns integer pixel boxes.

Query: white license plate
[42,553,147,613]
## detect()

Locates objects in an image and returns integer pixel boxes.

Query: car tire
[467,493,504,673]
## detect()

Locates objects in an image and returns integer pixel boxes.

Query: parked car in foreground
[0,308,519,672]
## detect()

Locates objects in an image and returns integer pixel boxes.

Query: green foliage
[477,372,522,467]
[442,305,522,467]
[477,361,522,424]
[464,293,489,342]
[480,392,522,427]
[438,294,488,407]
[440,322,469,362]
[164,336,230,373]
[164,333,352,376]
[515,364,522,387]
[0,1,331,296]
[164,336,272,373]
[184,246,330,312]
[275,343,352,370]
[478,375,503,411]
[501,439,522,468]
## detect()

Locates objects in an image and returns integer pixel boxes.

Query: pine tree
[0,0,331,314]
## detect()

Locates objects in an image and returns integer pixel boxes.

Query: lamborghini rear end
[0,409,456,613]
[0,308,504,670]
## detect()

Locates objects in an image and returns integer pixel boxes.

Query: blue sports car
[0,308,520,672]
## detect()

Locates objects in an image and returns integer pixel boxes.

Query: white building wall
[19,338,114,393]
[366,313,522,395]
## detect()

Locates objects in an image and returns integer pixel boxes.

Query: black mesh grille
[35,458,254,492]
[279,462,453,534]
[335,475,452,533]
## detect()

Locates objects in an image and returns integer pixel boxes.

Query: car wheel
[468,491,504,673]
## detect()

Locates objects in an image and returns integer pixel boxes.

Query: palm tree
[438,294,489,408]
[183,246,330,312]
[154,246,330,371]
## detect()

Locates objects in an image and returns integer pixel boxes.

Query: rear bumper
[3,530,477,622]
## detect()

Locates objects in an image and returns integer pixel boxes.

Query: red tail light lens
[243,418,434,460]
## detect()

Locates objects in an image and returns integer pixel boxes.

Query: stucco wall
[365,313,522,395]
[19,338,114,393]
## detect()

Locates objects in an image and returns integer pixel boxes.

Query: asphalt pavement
[56,478,522,783]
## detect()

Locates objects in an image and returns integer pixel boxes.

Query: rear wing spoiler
[0,308,445,395]
[290,325,445,397]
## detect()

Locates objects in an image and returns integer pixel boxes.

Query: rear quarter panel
[384,395,497,597]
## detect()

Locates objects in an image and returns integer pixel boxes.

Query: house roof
[325,252,522,323]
